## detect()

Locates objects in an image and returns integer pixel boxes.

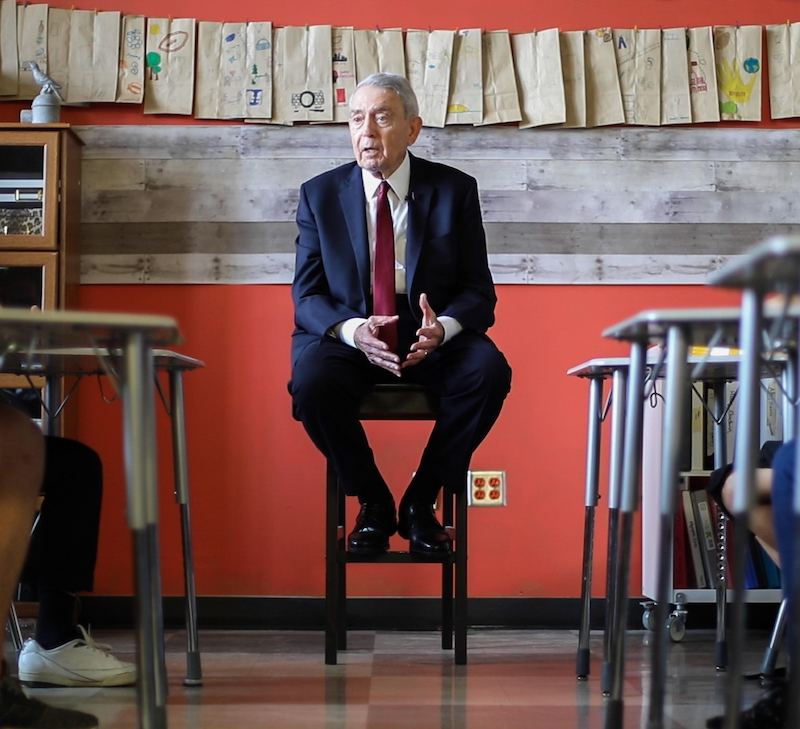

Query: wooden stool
[325,382,468,665]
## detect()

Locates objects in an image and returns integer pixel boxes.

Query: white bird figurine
[26,61,64,101]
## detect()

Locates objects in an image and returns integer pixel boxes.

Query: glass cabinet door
[0,131,60,250]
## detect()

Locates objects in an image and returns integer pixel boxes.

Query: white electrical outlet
[467,471,506,506]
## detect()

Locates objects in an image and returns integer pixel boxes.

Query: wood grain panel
[80,252,732,285]
[74,125,800,285]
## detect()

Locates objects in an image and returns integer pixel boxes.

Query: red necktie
[373,180,398,351]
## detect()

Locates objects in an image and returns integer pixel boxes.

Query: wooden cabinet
[0,124,82,395]
[0,124,82,310]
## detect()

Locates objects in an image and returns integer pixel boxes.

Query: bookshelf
[0,124,83,431]
[641,372,784,641]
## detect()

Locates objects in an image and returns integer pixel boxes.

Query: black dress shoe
[347,500,397,555]
[398,501,452,554]
[706,683,786,729]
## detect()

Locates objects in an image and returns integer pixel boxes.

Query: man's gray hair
[354,73,419,120]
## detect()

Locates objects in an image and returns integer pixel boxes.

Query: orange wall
[73,284,739,599]
[0,0,789,599]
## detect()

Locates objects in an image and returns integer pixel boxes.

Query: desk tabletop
[0,347,204,377]
[603,305,799,347]
[0,309,181,354]
[567,351,784,380]
[708,236,800,291]
[603,307,742,344]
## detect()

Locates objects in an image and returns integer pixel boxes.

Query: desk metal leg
[602,368,627,695]
[123,334,168,729]
[724,289,764,729]
[712,380,729,671]
[787,408,800,727]
[168,370,202,686]
[605,342,646,729]
[759,597,787,678]
[577,376,604,680]
[647,325,689,729]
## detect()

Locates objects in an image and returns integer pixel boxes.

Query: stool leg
[337,484,347,650]
[441,492,454,650]
[325,461,339,665]
[455,490,468,665]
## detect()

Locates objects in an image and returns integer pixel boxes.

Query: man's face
[349,84,422,179]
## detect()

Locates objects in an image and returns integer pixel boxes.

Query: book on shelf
[690,385,704,472]
[760,378,783,448]
[724,381,738,465]
[673,496,692,589]
[688,383,716,472]
[705,386,715,471]
[691,489,721,589]
[681,489,708,588]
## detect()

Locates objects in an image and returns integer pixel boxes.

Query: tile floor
[4,626,782,728]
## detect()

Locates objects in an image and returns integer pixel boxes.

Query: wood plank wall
[77,125,800,285]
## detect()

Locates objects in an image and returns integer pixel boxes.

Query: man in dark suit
[289,73,511,555]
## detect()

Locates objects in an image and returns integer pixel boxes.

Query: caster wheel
[642,609,655,631]
[668,615,686,642]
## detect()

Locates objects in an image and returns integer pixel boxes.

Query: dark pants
[289,320,512,498]
[20,436,103,593]
[772,440,797,634]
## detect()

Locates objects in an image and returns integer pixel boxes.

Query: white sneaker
[17,625,137,687]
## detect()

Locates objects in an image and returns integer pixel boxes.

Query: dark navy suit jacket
[291,153,496,367]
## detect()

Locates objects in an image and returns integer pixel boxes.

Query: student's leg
[0,404,43,641]
[16,436,136,688]
[21,436,103,649]
[0,405,98,728]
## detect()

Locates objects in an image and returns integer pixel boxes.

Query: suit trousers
[290,315,512,499]
[771,440,796,642]
[20,436,102,593]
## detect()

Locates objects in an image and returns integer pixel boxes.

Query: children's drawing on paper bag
[714,25,761,122]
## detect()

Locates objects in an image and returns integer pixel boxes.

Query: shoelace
[76,625,113,655]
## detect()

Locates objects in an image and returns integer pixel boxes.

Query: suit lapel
[406,155,432,301]
[339,165,371,305]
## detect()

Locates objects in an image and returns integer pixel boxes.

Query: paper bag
[117,15,145,104]
[67,10,120,103]
[0,0,18,96]
[512,28,565,129]
[715,25,762,121]
[353,28,405,82]
[144,17,196,115]
[585,28,625,127]
[446,29,482,125]
[613,28,661,126]
[45,8,69,99]
[475,30,521,125]
[283,25,332,122]
[661,28,691,125]
[687,27,719,123]
[558,30,586,128]
[243,22,273,119]
[17,3,49,100]
[766,23,800,120]
[331,27,356,123]
[261,26,292,125]
[195,21,248,119]
[406,29,454,128]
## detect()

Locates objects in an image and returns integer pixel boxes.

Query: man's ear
[408,116,423,146]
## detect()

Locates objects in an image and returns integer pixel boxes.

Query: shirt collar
[361,153,411,202]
